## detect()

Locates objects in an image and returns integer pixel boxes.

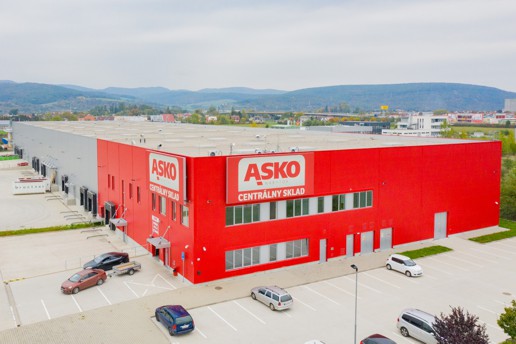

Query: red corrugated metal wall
[98,139,501,284]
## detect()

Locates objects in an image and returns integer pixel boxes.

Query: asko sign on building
[149,152,186,202]
[227,153,314,204]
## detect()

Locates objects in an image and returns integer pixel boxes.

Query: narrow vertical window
[137,186,141,204]
[181,205,189,227]
[171,201,176,221]
[270,202,277,220]
[317,197,324,213]
[152,193,156,211]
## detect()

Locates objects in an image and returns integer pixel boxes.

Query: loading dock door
[346,234,354,258]
[319,239,327,263]
[360,231,374,254]
[434,212,447,239]
[380,228,393,251]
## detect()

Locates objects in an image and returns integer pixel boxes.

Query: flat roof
[17,121,478,157]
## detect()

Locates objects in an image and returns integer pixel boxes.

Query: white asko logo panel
[238,155,305,192]
[149,153,179,191]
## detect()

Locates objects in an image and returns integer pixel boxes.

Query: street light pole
[351,264,358,344]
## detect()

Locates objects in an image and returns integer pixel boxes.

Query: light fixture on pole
[351,264,358,344]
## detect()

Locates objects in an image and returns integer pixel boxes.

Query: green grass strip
[0,221,103,237]
[468,218,516,243]
[400,245,453,259]
[0,155,20,161]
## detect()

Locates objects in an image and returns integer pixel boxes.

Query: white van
[397,308,437,344]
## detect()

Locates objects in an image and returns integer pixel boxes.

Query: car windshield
[176,315,193,325]
[93,254,108,263]
[280,294,292,302]
[404,259,416,266]
[68,273,82,282]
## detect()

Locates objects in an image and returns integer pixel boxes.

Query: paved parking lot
[156,237,515,344]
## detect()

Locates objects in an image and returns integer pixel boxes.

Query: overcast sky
[1,0,516,92]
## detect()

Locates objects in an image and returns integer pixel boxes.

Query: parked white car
[386,254,423,277]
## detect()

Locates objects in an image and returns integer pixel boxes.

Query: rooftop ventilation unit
[208,150,221,157]
[254,148,263,154]
[289,146,299,152]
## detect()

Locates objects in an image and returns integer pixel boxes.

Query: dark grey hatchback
[360,334,397,344]
[83,252,129,271]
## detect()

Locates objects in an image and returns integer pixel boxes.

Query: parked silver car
[386,254,423,277]
[250,286,293,311]
[397,308,437,344]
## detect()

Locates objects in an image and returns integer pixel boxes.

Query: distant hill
[1,81,515,113]
[0,82,132,113]
[239,83,516,112]
[198,87,286,95]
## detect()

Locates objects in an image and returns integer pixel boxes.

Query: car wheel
[386,264,392,270]
[169,327,175,336]
[405,270,412,277]
[72,287,79,294]
[128,269,134,276]
[251,292,256,300]
[400,326,410,337]
[269,303,275,311]
[97,278,104,286]
[155,312,160,322]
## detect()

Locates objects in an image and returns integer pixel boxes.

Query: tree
[433,306,489,344]
[501,168,516,220]
[498,300,516,343]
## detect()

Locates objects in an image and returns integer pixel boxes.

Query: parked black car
[83,252,129,271]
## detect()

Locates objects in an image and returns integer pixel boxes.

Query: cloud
[1,0,516,91]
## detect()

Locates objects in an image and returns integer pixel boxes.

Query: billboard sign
[149,152,186,202]
[227,153,314,204]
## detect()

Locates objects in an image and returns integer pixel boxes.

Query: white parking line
[96,287,112,305]
[207,306,237,331]
[143,289,148,297]
[491,242,516,251]
[303,286,340,305]
[195,326,208,339]
[126,281,175,291]
[343,276,383,294]
[9,306,17,326]
[470,247,511,260]
[292,296,317,311]
[454,251,498,264]
[478,245,516,256]
[420,263,453,276]
[41,299,51,320]
[478,319,505,332]
[391,331,412,343]
[152,274,177,290]
[71,295,82,312]
[494,299,510,306]
[124,281,140,298]
[324,281,361,298]
[477,305,499,316]
[425,257,469,271]
[444,255,483,267]
[363,272,401,289]
[233,300,266,324]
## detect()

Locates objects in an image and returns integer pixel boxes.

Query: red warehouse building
[13,122,501,284]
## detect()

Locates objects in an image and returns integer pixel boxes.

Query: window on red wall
[108,174,111,188]
[159,196,166,215]
[152,193,156,211]
[171,200,176,221]
[111,176,115,190]
[137,186,141,204]
[129,183,133,199]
